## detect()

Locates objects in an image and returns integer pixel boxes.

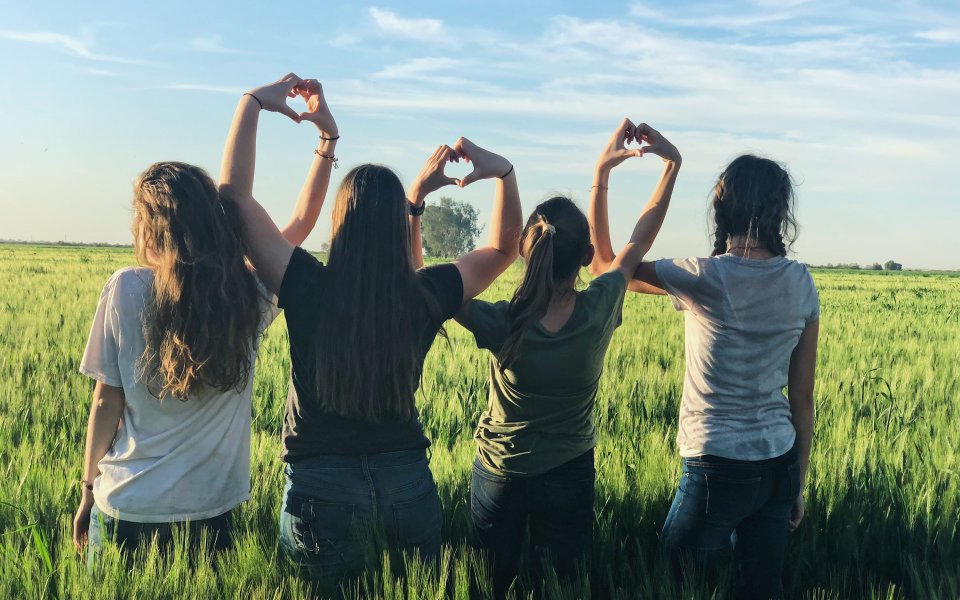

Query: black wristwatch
[409,200,426,216]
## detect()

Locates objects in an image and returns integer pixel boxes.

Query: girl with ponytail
[456,119,681,598]
[72,77,336,561]
[589,135,819,597]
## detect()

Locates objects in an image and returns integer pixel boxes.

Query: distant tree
[883,260,903,271]
[320,241,331,254]
[421,197,482,258]
[867,263,883,271]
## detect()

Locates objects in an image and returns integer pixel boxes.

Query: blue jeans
[279,449,442,589]
[471,449,595,599]
[87,504,233,565]
[659,444,801,600]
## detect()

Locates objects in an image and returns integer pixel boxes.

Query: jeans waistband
[685,443,798,468]
[288,448,428,470]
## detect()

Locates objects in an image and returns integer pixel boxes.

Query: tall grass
[1,244,958,598]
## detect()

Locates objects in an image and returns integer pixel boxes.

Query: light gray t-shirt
[79,267,278,522]
[655,254,819,461]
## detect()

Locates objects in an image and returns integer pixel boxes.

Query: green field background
[1,244,958,599]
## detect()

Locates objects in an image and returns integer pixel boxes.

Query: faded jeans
[470,449,595,599]
[659,444,801,600]
[278,449,442,590]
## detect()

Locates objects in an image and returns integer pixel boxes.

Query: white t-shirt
[655,254,820,461]
[79,267,279,522]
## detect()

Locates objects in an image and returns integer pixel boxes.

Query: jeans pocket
[391,487,442,554]
[702,472,761,520]
[285,498,357,577]
[781,461,802,503]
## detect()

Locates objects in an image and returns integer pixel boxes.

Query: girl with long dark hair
[589,133,819,599]
[454,119,681,597]
[72,78,335,560]
[219,75,523,588]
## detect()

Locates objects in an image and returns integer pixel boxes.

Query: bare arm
[280,79,339,247]
[787,319,819,531]
[408,145,461,270]
[73,381,125,552]
[589,120,681,287]
[451,138,523,302]
[219,74,304,294]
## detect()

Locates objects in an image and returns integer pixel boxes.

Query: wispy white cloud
[85,67,119,77]
[0,30,144,64]
[916,29,960,43]
[369,7,447,41]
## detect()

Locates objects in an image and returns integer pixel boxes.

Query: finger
[444,176,458,187]
[459,168,481,187]
[280,104,301,123]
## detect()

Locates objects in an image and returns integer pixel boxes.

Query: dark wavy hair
[313,164,443,423]
[498,197,591,369]
[133,162,262,400]
[710,155,797,256]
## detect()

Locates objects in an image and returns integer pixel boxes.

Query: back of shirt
[465,271,627,476]
[655,254,820,460]
[79,267,278,522]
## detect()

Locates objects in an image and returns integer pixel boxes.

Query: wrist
[242,92,263,112]
[315,124,339,138]
[593,168,611,186]
[408,186,426,205]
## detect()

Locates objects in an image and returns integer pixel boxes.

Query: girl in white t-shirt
[590,149,819,598]
[72,79,339,561]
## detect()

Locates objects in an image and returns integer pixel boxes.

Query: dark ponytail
[710,155,797,257]
[498,197,590,369]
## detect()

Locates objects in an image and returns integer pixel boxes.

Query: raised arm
[451,138,523,302]
[73,382,125,552]
[408,145,461,270]
[219,74,304,294]
[280,79,339,247]
[787,319,819,531]
[589,120,681,293]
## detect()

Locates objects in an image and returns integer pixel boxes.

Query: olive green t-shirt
[463,271,627,476]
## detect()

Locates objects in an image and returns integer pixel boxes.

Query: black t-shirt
[277,247,464,461]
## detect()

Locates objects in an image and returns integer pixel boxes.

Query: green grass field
[1,243,958,599]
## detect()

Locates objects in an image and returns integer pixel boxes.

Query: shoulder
[417,262,464,318]
[583,270,627,303]
[416,262,463,288]
[103,266,152,304]
[278,247,326,310]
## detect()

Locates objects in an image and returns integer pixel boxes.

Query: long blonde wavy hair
[132,162,262,400]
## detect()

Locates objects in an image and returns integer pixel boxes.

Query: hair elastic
[243,93,263,110]
[544,224,556,235]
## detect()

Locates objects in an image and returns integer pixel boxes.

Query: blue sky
[1,0,958,269]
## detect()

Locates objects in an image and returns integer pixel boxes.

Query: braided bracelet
[314,149,339,168]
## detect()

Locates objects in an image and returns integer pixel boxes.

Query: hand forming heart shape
[246,74,339,138]
[409,137,514,206]
[597,118,681,171]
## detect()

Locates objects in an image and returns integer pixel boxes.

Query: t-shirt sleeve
[278,247,325,313]
[464,300,510,352]
[417,263,465,321]
[655,257,709,312]
[252,273,281,335]
[79,273,124,387]
[804,268,821,324]
[584,270,628,331]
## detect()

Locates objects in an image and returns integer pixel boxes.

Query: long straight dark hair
[498,197,591,369]
[313,164,439,423]
[133,162,262,400]
[710,155,797,256]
